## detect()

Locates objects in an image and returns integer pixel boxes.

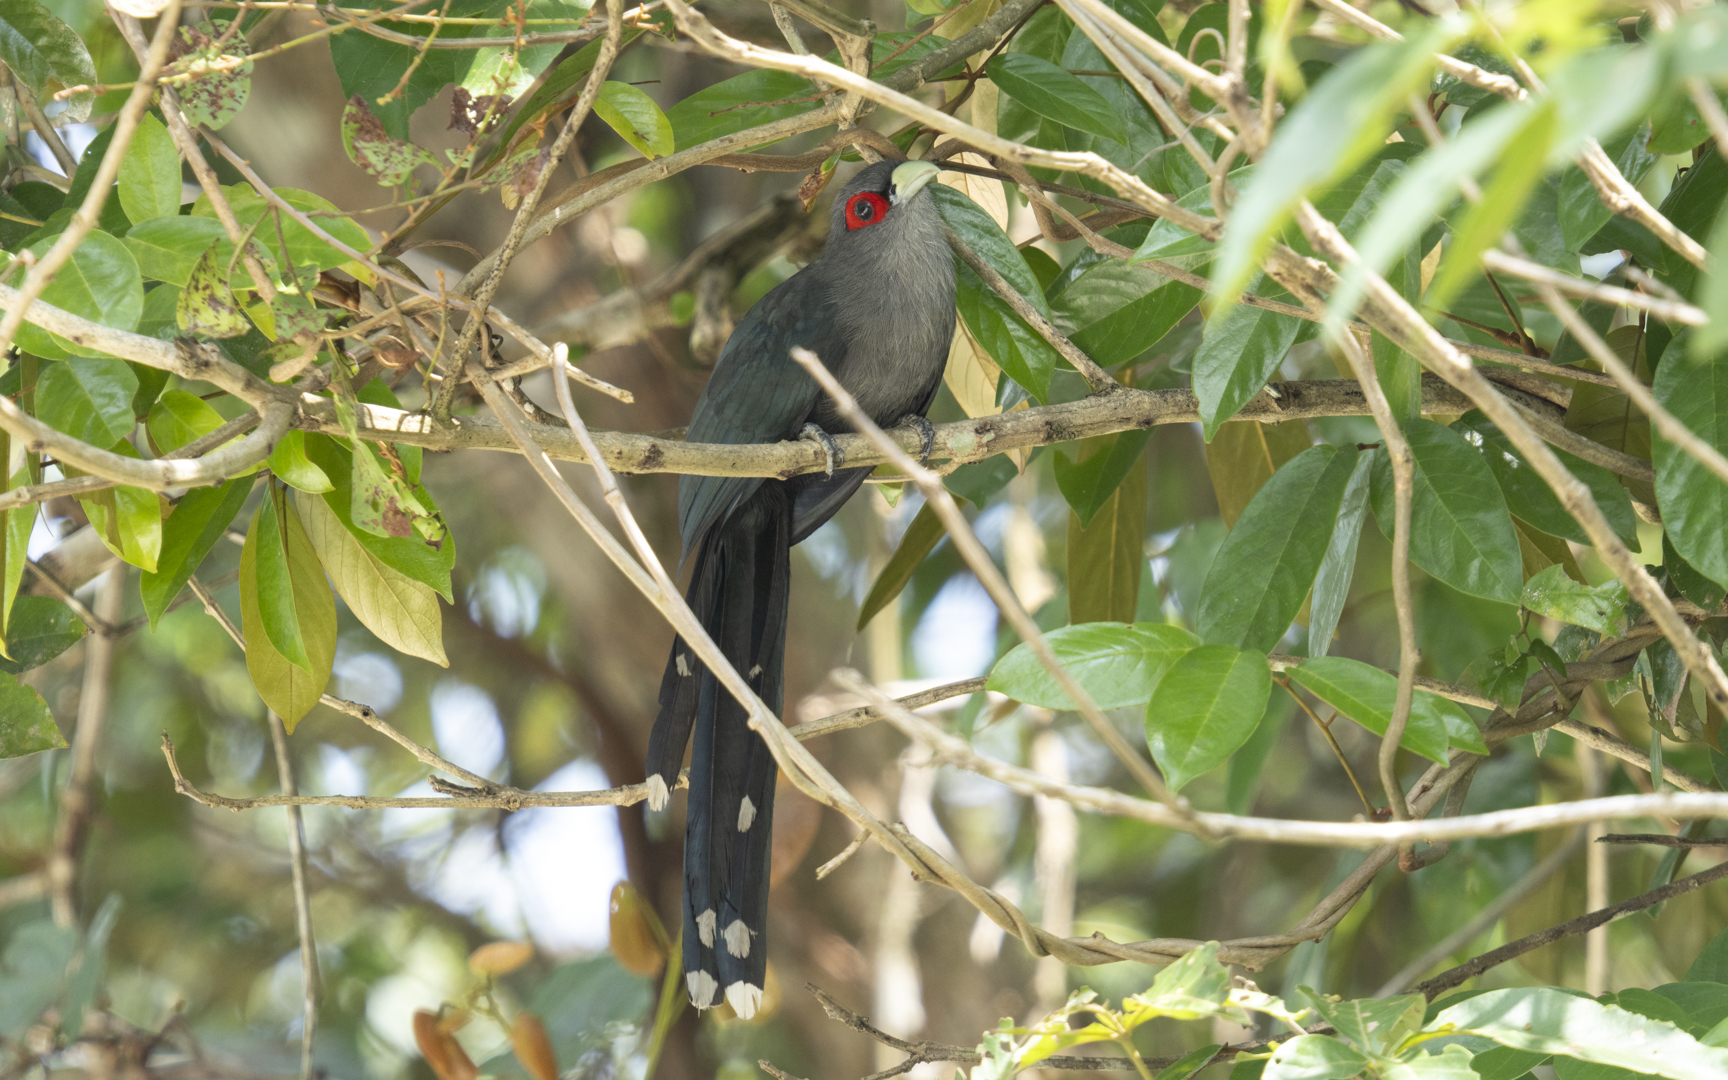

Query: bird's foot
[896,413,936,464]
[799,423,845,478]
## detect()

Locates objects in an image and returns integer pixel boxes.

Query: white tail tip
[723,918,753,958]
[737,795,756,832]
[725,981,763,1020]
[687,969,719,1009]
[646,774,670,812]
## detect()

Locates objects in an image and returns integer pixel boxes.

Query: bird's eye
[845,192,889,230]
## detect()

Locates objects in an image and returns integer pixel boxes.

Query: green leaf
[1127,942,1241,1022]
[593,81,674,159]
[192,184,373,269]
[1212,27,1453,305]
[0,0,96,101]
[1154,1045,1224,1080]
[1303,989,1424,1055]
[1205,419,1314,529]
[1144,644,1271,792]
[1369,420,1523,606]
[1308,453,1372,659]
[327,22,457,141]
[15,231,144,360]
[1466,1047,1552,1080]
[988,621,1198,710]
[146,388,225,455]
[857,502,943,629]
[1435,987,1728,1080]
[116,113,182,225]
[267,430,333,493]
[1429,102,1558,311]
[140,478,254,629]
[176,240,251,338]
[665,68,814,150]
[1053,430,1150,529]
[0,597,84,675]
[0,670,60,760]
[169,25,251,130]
[297,490,447,666]
[1197,445,1357,654]
[955,260,1060,402]
[1263,1035,1368,1080]
[239,487,335,729]
[1455,411,1640,548]
[35,357,139,447]
[1194,273,1312,439]
[1135,168,1251,263]
[1049,258,1203,367]
[1654,349,1728,589]
[302,434,454,601]
[932,184,1048,316]
[0,465,30,650]
[341,94,438,186]
[120,215,229,287]
[1559,125,1655,251]
[1067,444,1146,624]
[1521,564,1629,636]
[984,53,1125,144]
[1687,925,1728,984]
[1288,656,1452,765]
[78,475,163,575]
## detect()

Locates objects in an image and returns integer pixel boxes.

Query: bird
[643,157,956,1019]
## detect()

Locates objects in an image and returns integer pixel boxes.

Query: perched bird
[644,158,956,1018]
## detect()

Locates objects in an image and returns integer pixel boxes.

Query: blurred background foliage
[2,0,1727,1077]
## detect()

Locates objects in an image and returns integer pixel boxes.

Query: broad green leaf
[177,241,251,339]
[302,434,454,600]
[1127,943,1241,1022]
[594,81,674,159]
[0,670,60,760]
[932,184,1048,316]
[267,430,333,493]
[327,22,458,140]
[192,184,373,268]
[35,357,138,447]
[1134,167,1252,263]
[0,0,96,101]
[16,231,144,360]
[665,69,814,150]
[0,597,84,675]
[1197,445,1357,654]
[1067,445,1146,624]
[1686,920,1728,984]
[1194,273,1312,439]
[1302,989,1424,1055]
[1521,565,1629,636]
[1653,349,1728,589]
[1465,1047,1551,1080]
[1434,987,1728,1080]
[0,464,30,650]
[1455,411,1640,548]
[495,35,613,151]
[1263,1035,1367,1080]
[80,484,163,575]
[1369,420,1522,606]
[1212,27,1453,306]
[1154,1045,1224,1080]
[1559,125,1655,251]
[857,502,943,629]
[1429,102,1557,311]
[297,491,447,666]
[341,94,437,186]
[955,259,1060,402]
[239,488,335,729]
[1144,644,1271,792]
[1308,453,1372,659]
[117,113,181,224]
[1664,533,1727,613]
[169,25,251,129]
[984,53,1125,144]
[989,622,1198,710]
[1053,430,1150,529]
[140,478,254,628]
[1204,419,1313,529]
[1048,258,1203,368]
[1699,191,1728,361]
[1386,1043,1480,1080]
[120,215,229,287]
[146,388,225,455]
[1288,656,1452,765]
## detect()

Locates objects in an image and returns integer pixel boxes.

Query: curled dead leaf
[412,1011,478,1080]
[468,940,534,976]
[609,880,666,975]
[510,1013,559,1080]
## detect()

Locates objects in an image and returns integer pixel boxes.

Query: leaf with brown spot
[168,26,251,129]
[341,94,437,188]
[176,240,250,339]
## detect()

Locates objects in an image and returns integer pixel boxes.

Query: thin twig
[268,713,319,1080]
[1595,833,1728,848]
[1414,858,1728,999]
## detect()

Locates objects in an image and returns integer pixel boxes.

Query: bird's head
[825,158,941,241]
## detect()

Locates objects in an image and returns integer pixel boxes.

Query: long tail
[645,485,790,1020]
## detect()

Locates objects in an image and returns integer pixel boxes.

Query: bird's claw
[897,414,936,465]
[800,423,844,478]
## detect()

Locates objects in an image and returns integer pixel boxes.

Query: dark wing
[678,272,848,553]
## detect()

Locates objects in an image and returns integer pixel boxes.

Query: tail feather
[651,485,790,1019]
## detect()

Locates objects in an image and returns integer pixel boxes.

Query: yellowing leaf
[296,491,447,666]
[240,490,335,730]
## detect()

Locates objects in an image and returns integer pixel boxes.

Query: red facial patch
[845,192,890,230]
